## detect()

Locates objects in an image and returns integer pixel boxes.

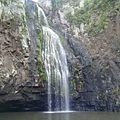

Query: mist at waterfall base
[37,4,70,111]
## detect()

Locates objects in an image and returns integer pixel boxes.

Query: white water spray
[37,5,70,111]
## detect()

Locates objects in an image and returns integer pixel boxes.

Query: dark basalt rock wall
[0,86,48,112]
[48,7,120,111]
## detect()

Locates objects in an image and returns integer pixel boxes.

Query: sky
[32,0,39,2]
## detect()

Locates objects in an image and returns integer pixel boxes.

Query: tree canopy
[66,0,120,35]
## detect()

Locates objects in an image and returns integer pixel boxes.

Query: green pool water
[0,111,120,120]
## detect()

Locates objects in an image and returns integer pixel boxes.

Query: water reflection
[47,112,70,120]
[48,113,52,120]
[0,112,120,120]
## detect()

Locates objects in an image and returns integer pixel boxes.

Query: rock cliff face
[0,0,47,112]
[0,0,120,112]
[43,0,120,111]
[0,0,29,90]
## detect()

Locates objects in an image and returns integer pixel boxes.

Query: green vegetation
[51,0,81,9]
[51,0,62,11]
[66,0,120,36]
[38,32,47,81]
[21,14,27,34]
[60,35,65,44]
[51,0,76,11]
[0,0,15,5]
[0,0,24,20]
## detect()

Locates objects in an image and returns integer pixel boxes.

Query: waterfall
[37,5,70,111]
[37,4,49,26]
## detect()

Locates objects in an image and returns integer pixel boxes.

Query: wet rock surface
[47,4,120,111]
[0,86,48,112]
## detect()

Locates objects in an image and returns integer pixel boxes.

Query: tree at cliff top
[66,0,120,36]
[51,0,61,11]
[51,0,80,11]
[0,0,17,5]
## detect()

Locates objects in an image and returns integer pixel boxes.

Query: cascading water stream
[37,5,70,111]
[37,4,49,27]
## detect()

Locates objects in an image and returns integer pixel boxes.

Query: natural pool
[0,112,120,120]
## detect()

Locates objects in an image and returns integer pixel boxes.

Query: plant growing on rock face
[51,0,62,11]
[38,32,47,82]
[66,0,120,36]
[0,0,24,21]
[0,0,18,6]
